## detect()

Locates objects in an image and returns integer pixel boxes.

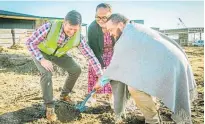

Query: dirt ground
[0,45,203,124]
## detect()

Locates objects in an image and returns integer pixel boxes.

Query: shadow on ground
[0,101,81,124]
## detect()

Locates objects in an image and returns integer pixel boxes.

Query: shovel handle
[79,89,96,107]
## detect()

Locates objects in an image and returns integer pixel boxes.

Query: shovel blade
[75,104,87,112]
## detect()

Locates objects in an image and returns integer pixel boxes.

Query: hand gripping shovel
[75,77,110,112]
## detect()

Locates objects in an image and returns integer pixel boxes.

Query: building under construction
[160,27,204,46]
[131,19,204,46]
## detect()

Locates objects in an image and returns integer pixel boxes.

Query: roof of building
[0,10,87,26]
[0,10,63,20]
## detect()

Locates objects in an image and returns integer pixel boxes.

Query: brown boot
[60,95,76,105]
[46,107,57,122]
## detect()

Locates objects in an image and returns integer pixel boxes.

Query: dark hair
[65,10,82,25]
[96,3,112,12]
[107,13,128,24]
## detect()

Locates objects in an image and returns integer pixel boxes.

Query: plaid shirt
[26,22,102,76]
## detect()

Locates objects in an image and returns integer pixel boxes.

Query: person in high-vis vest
[26,10,103,121]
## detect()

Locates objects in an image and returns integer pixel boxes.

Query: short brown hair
[107,13,128,24]
[65,10,82,25]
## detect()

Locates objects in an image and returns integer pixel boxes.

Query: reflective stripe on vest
[38,20,81,57]
[54,30,81,57]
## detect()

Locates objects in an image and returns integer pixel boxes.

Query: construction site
[0,9,204,124]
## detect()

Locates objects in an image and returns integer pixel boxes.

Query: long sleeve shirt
[26,22,103,76]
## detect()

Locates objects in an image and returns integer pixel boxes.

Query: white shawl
[103,24,197,123]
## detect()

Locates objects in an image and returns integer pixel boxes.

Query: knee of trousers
[40,71,52,81]
[69,66,82,75]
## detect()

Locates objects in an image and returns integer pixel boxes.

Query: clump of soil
[55,101,81,122]
[124,113,145,124]
[97,113,115,124]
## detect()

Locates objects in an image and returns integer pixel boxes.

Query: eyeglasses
[95,16,109,22]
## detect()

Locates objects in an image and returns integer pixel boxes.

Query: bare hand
[93,81,102,91]
[40,58,54,72]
